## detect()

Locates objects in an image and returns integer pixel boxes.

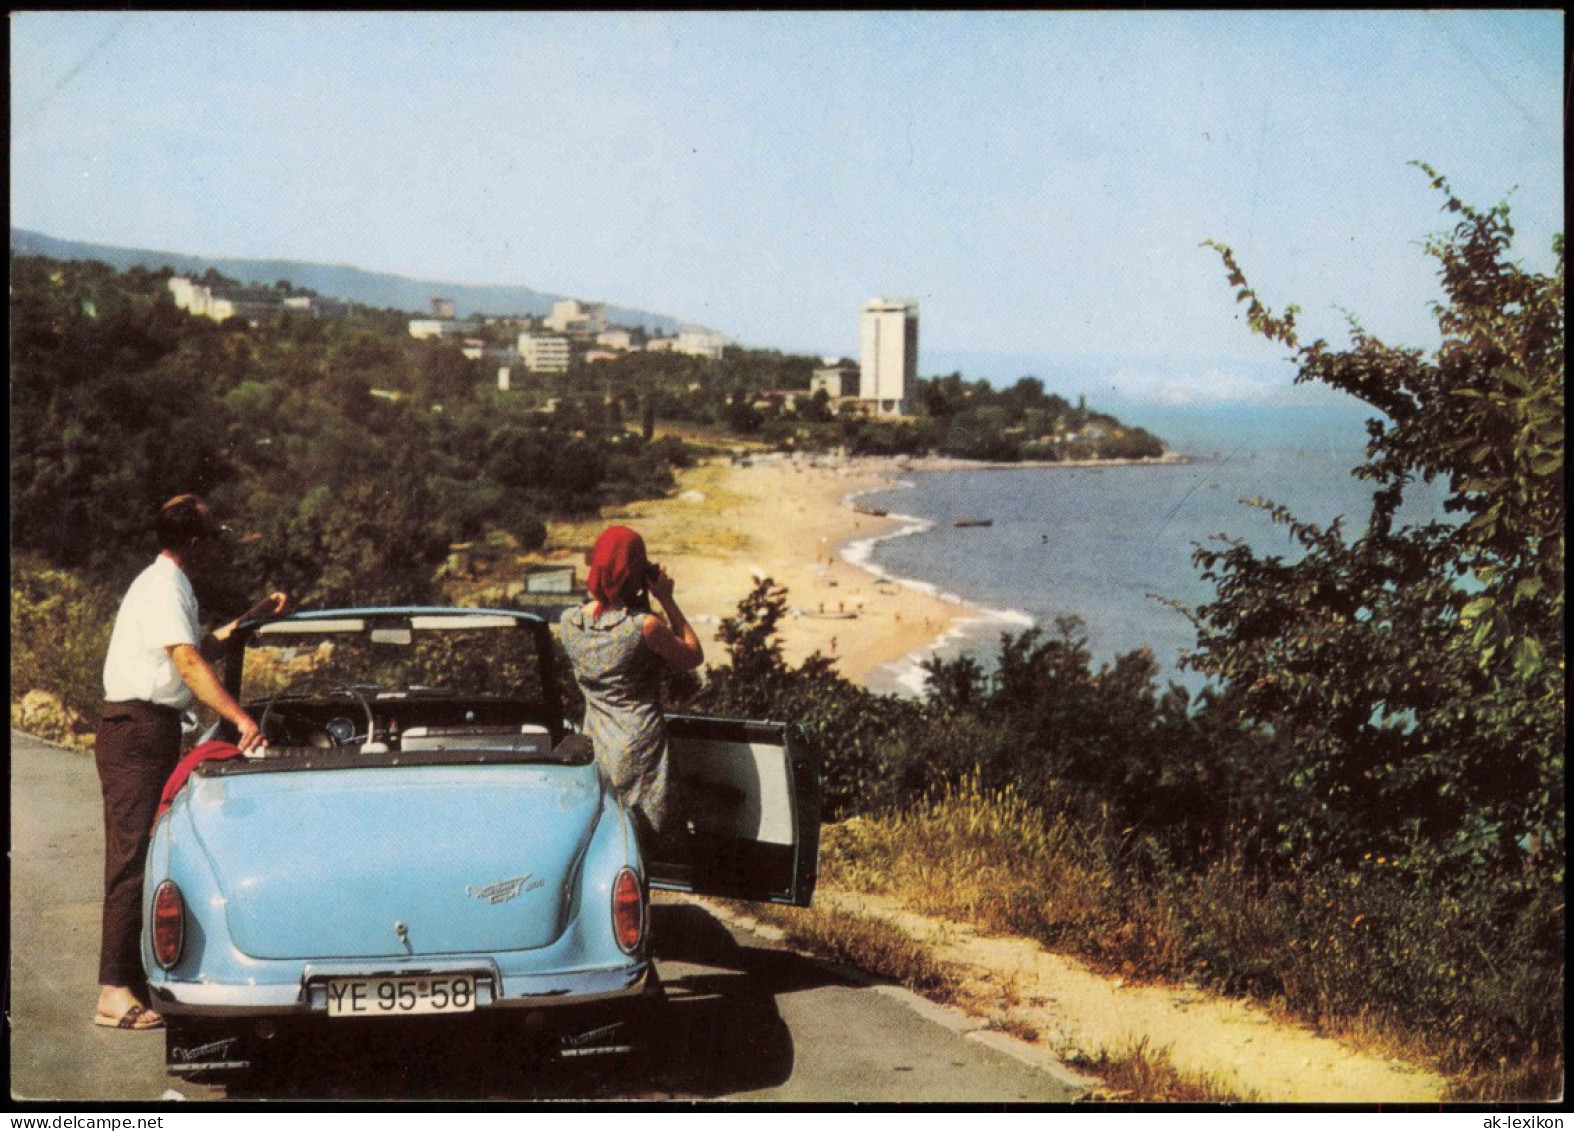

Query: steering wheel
[259,680,377,749]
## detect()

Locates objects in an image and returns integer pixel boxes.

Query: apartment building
[811,358,860,399]
[596,329,638,351]
[170,276,347,324]
[675,328,730,360]
[544,299,607,335]
[858,298,918,416]
[518,333,571,373]
[408,319,476,339]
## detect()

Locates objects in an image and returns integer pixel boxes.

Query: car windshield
[240,612,549,705]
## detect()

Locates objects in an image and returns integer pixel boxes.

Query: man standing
[92,494,290,1030]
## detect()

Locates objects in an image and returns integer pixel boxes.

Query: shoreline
[531,449,1190,696]
[896,452,1192,472]
[837,479,1035,694]
[536,454,990,693]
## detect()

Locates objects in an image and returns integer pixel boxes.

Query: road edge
[687,894,1101,1098]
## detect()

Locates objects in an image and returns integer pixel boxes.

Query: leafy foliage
[1193,167,1564,879]
[10,556,120,730]
[691,578,925,815]
[692,579,1267,856]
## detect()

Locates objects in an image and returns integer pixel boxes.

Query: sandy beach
[536,454,970,693]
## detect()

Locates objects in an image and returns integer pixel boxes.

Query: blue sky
[10,11,1564,403]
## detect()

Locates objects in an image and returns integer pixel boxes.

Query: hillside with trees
[8,227,685,333]
[10,255,693,612]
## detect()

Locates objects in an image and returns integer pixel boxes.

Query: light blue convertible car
[142,607,819,1079]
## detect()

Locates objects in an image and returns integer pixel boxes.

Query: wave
[840,483,1034,697]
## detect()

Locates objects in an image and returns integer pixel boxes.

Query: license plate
[324,974,476,1018]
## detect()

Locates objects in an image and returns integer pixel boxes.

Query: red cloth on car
[152,739,243,830]
[585,525,649,611]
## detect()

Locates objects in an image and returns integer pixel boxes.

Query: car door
[647,714,820,907]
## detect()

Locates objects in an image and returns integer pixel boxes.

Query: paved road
[9,730,1082,1103]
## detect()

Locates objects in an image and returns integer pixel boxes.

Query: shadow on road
[213,902,848,1100]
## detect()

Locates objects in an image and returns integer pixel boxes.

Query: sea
[845,401,1455,698]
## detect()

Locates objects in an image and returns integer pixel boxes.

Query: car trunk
[181,763,606,960]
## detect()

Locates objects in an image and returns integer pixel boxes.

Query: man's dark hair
[157,494,219,552]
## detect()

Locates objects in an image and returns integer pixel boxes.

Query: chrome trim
[150,960,650,1017]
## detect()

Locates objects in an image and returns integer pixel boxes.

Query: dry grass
[717,896,1264,1103]
[1070,1038,1261,1104]
[718,899,962,1002]
[818,773,1561,1102]
[823,775,1122,947]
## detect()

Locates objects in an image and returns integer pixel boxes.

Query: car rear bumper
[164,984,660,1077]
[149,958,651,1018]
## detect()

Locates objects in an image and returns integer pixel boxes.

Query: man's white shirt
[101,554,202,708]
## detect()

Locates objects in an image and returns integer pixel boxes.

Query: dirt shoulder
[806,888,1448,1103]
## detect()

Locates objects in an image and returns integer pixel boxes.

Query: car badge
[465,874,543,905]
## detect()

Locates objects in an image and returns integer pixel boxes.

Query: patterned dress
[559,605,671,834]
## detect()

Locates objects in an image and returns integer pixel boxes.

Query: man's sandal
[92,1003,164,1030]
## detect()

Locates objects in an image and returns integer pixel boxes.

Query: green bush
[10,556,119,731]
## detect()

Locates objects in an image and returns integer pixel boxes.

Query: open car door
[648,715,820,907]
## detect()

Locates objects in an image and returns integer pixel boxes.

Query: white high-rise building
[859,298,918,416]
[518,333,571,373]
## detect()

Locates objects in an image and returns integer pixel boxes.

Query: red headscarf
[586,525,649,611]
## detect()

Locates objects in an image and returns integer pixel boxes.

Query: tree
[1192,166,1564,876]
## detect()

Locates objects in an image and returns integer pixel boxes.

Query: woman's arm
[642,566,704,670]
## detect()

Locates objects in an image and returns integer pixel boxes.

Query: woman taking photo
[559,525,704,850]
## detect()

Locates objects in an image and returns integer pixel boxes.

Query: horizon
[12,11,1563,404]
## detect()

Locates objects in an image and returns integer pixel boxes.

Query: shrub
[10,556,119,736]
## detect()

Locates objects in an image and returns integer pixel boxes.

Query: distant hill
[9,228,685,334]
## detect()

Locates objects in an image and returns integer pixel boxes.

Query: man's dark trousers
[94,701,181,987]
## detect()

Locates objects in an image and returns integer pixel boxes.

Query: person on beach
[559,525,704,854]
[93,494,291,1031]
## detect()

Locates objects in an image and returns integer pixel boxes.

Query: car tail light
[152,880,184,969]
[612,868,644,954]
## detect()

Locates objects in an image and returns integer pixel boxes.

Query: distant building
[544,299,607,335]
[430,296,456,318]
[209,296,280,323]
[170,275,347,324]
[812,358,860,399]
[645,336,677,353]
[675,328,730,360]
[284,294,351,318]
[171,277,277,322]
[859,298,918,416]
[168,277,211,316]
[596,328,638,351]
[518,333,571,373]
[408,318,475,339]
